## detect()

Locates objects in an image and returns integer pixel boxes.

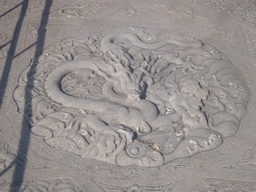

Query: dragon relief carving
[13,28,249,167]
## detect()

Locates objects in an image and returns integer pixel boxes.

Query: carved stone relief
[191,178,256,192]
[225,146,256,170]
[244,29,256,57]
[0,30,12,60]
[110,5,155,21]
[148,3,213,21]
[1,0,256,191]
[193,0,256,26]
[94,180,178,192]
[26,0,45,16]
[0,120,17,170]
[0,178,83,192]
[147,3,236,48]
[50,4,112,20]
[13,27,249,167]
[0,2,22,28]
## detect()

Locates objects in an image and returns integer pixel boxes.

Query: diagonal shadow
[0,0,28,180]
[0,2,23,18]
[0,40,11,50]
[9,0,53,191]
[0,0,28,109]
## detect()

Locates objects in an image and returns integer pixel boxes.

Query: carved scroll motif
[14,28,249,167]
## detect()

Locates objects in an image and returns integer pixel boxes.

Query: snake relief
[14,28,249,167]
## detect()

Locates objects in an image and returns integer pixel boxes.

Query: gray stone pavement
[0,0,256,191]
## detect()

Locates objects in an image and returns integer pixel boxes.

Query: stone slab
[0,0,256,191]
